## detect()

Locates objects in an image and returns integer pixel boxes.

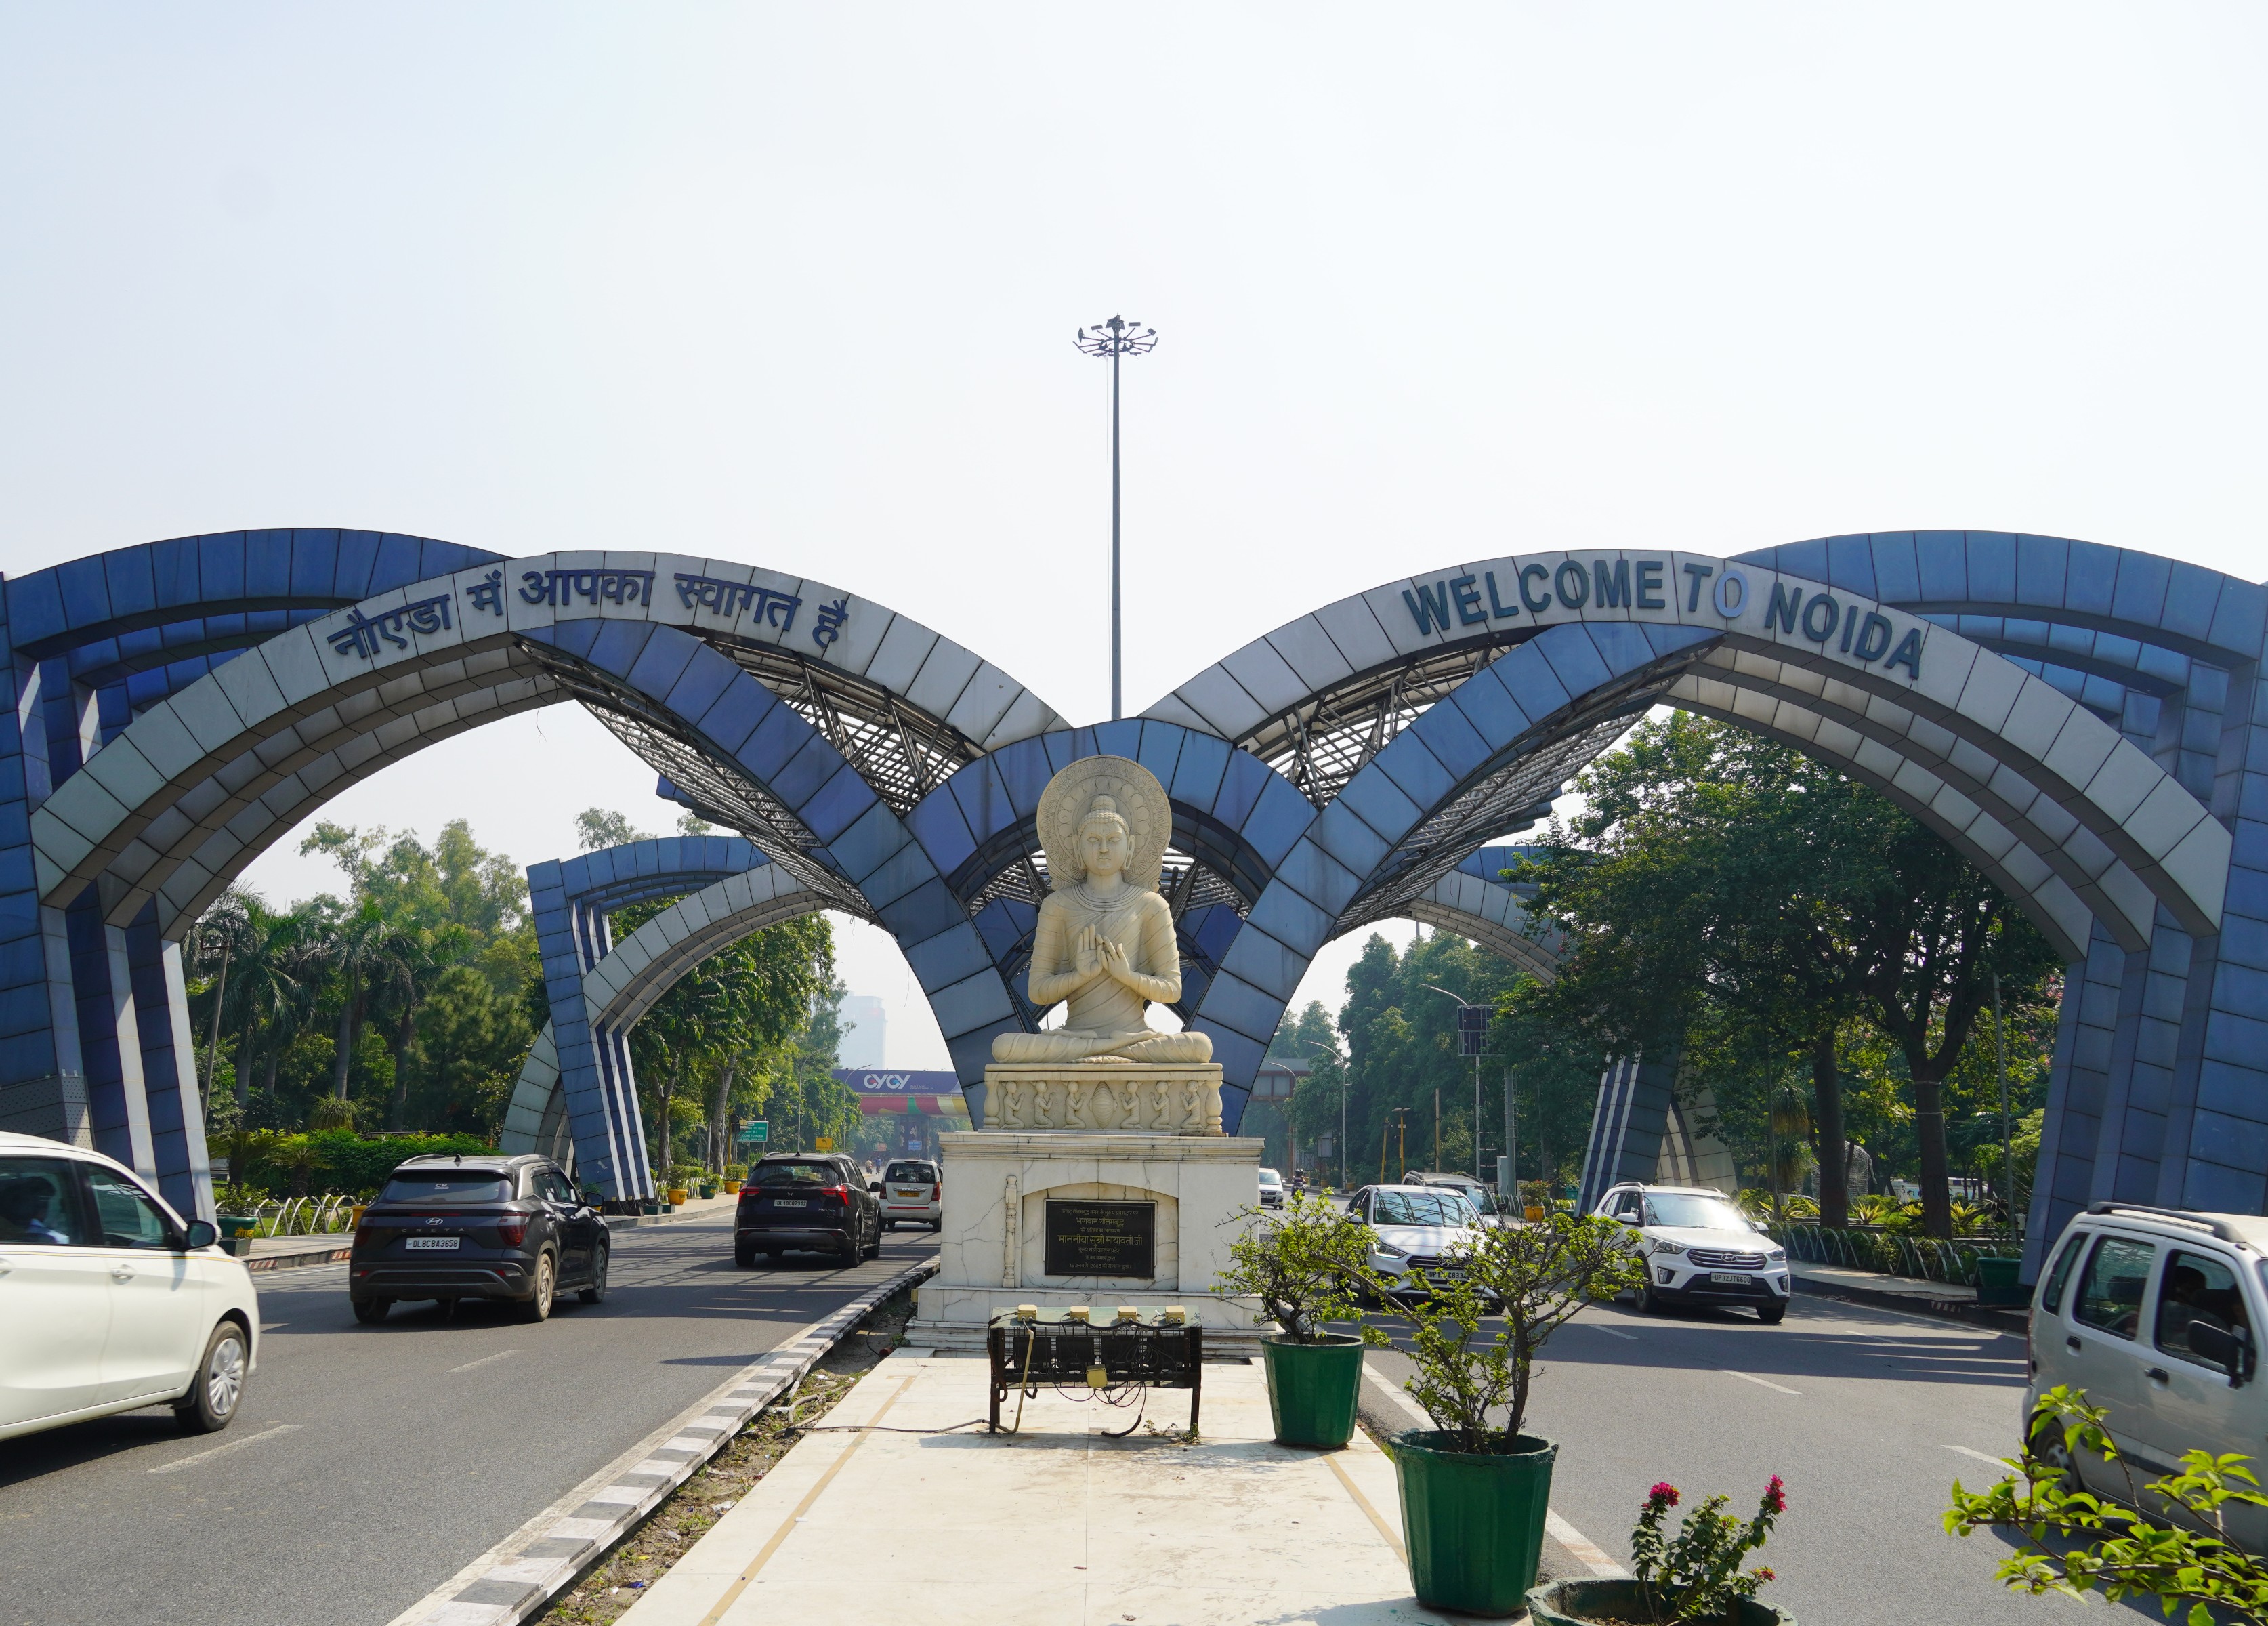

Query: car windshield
[753,1161,843,1187]
[885,1163,936,1182]
[1258,1169,1283,1186]
[379,1173,511,1204]
[1642,1193,1754,1232]
[1370,1190,1476,1226]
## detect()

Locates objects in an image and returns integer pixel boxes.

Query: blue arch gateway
[1,528,2256,1276]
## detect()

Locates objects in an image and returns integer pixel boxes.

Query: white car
[1595,1182,1791,1324]
[1257,1167,1286,1209]
[0,1132,258,1440]
[2028,1201,2268,1546]
[1346,1183,1484,1298]
[877,1159,942,1232]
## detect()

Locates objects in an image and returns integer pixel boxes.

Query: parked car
[349,1154,608,1324]
[0,1132,257,1441]
[1593,1182,1790,1323]
[1343,1182,1486,1299]
[878,1159,942,1232]
[735,1153,883,1266]
[1257,1167,1286,1209]
[2028,1201,2268,1547]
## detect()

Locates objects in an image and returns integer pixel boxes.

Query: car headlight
[1373,1241,1410,1260]
[1767,1248,1786,1263]
[1650,1238,1687,1257]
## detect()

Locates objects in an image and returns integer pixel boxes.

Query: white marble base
[907,1129,1270,1354]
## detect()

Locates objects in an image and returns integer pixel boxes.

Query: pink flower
[1755,1567,1776,1583]
[1762,1476,1786,1515]
[1648,1482,1680,1507]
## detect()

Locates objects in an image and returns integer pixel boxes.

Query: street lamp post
[1421,982,1487,1182]
[1074,315,1158,721]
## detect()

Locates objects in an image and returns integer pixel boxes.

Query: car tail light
[818,1184,849,1207]
[495,1217,527,1247]
[353,1224,373,1250]
[930,1184,940,1200]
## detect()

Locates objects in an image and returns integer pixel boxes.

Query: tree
[1514,714,2060,1236]
[576,808,653,850]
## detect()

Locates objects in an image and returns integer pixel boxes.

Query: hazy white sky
[5,5,2263,1064]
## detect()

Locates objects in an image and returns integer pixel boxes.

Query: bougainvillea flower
[1648,1482,1680,1507]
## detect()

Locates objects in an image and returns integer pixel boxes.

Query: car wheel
[930,1219,943,1233]
[352,1297,392,1325]
[863,1222,882,1262]
[175,1320,249,1434]
[1637,1281,1666,1314]
[578,1243,610,1305]
[519,1252,556,1323]
[735,1242,757,1268]
[1757,1301,1786,1325]
[2029,1408,2083,1497]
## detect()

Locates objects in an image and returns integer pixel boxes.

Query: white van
[0,1131,259,1441]
[2028,1201,2268,1544]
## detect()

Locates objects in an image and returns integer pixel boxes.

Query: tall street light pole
[1075,315,1158,720]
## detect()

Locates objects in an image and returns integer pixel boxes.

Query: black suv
[350,1154,609,1323]
[734,1153,882,1268]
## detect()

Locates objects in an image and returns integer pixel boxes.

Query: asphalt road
[1357,1291,2097,1626]
[0,1214,938,1626]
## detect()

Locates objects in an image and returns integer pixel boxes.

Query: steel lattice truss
[1241,640,1515,808]
[715,640,979,816]
[516,638,878,921]
[1333,710,1639,936]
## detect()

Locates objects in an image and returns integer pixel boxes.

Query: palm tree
[213,899,318,1112]
[312,900,409,1102]
[371,920,470,1130]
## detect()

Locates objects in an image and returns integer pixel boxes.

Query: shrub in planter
[1213,1192,1372,1448]
[1359,1211,1643,1617]
[1947,1384,2268,1618]
[1531,1476,1790,1623]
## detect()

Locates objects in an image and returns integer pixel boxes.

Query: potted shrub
[1213,1191,1374,1448]
[1529,1477,1793,1624]
[1947,1384,2268,1617]
[1360,1209,1643,1617]
[723,1163,745,1195]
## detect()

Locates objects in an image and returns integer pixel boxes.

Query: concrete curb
[386,1253,940,1626]
[243,1241,354,1273]
[1790,1270,2028,1334]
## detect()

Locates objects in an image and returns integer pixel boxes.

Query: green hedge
[219,1129,495,1198]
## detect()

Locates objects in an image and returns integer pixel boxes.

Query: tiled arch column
[1736,531,2268,1266]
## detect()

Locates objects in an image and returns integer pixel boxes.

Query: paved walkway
[618,1352,1458,1626]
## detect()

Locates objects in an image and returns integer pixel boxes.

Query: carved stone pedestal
[905,1128,1269,1354]
[980,1061,1225,1135]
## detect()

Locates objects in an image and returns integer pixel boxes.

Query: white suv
[877,1159,942,1232]
[0,1132,259,1440]
[1595,1182,1792,1324]
[2029,1201,2268,1547]
[1345,1183,1484,1298]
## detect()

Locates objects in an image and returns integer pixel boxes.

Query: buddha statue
[990,756,1213,1066]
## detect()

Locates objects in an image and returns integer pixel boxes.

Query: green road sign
[739,1121,769,1144]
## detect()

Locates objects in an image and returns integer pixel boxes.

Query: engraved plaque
[1043,1199,1156,1279]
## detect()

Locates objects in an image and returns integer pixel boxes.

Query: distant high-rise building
[839,994,887,1069]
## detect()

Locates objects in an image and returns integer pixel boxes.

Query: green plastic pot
[1260,1334,1365,1448]
[1527,1577,1796,1625]
[1390,1430,1557,1617]
[1976,1255,2028,1306]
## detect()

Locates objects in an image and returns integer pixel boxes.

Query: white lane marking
[1546,1510,1629,1577]
[1944,1444,2012,1467]
[148,1423,299,1474]
[1723,1369,1801,1395]
[1591,1325,1641,1341]
[448,1348,522,1375]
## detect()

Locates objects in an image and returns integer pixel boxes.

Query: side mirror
[182,1220,218,1250]
[2190,1320,2250,1386]
[868,1182,883,1193]
[1618,1214,1641,1226]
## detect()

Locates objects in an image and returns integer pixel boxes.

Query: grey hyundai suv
[350,1154,609,1322]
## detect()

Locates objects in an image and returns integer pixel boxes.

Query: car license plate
[772,1198,807,1208]
[1709,1270,1748,1285]
[894,1188,923,1197]
[407,1236,460,1251]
